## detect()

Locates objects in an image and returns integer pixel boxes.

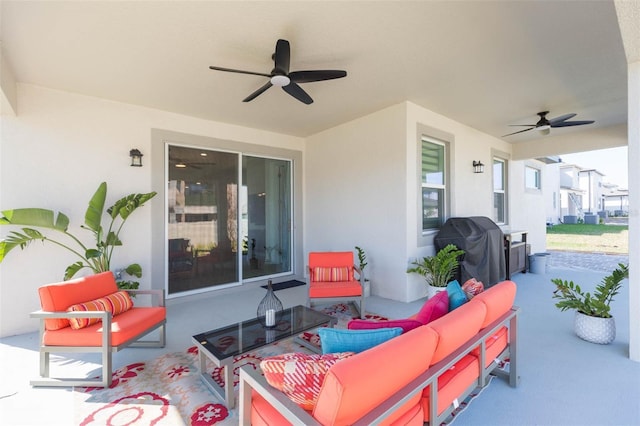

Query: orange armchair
[30,272,166,387]
[308,251,365,318]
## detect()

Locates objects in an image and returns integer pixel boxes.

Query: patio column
[615,0,640,361]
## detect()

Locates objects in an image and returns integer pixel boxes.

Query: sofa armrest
[30,310,113,350]
[353,265,363,284]
[126,289,165,307]
[30,310,112,321]
[238,366,321,426]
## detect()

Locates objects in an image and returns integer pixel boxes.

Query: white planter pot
[574,311,616,344]
[363,280,371,297]
[427,285,447,299]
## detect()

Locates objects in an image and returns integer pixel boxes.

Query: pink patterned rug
[73,304,491,425]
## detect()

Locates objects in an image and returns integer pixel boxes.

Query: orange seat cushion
[38,272,119,330]
[42,307,166,347]
[471,326,509,367]
[309,281,362,298]
[421,354,480,420]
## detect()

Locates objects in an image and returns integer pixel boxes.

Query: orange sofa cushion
[471,326,509,368]
[312,326,438,425]
[308,281,362,298]
[472,280,516,328]
[38,272,119,330]
[421,354,480,420]
[67,291,134,329]
[427,300,486,365]
[261,352,354,410]
[42,307,166,347]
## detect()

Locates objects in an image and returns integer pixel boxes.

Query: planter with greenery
[355,246,370,297]
[0,182,156,290]
[407,244,465,298]
[551,263,628,344]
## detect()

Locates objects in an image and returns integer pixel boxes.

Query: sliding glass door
[167,145,292,295]
[241,156,292,279]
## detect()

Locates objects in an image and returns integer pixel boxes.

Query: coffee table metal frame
[192,304,334,408]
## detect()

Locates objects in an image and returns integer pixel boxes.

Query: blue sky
[560,146,628,189]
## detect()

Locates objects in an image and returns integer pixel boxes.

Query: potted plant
[407,244,465,298]
[355,246,370,297]
[0,182,156,289]
[551,263,628,344]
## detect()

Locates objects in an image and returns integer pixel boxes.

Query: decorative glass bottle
[257,280,283,328]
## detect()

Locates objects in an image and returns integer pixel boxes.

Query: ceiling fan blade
[209,66,271,78]
[548,113,577,124]
[289,70,347,83]
[273,39,290,75]
[243,81,273,102]
[551,120,595,127]
[502,127,535,137]
[282,82,313,104]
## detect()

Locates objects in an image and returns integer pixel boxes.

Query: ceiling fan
[503,111,594,137]
[209,39,347,105]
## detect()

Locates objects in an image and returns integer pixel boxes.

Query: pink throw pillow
[415,290,449,324]
[261,352,354,410]
[347,318,423,334]
[462,278,485,299]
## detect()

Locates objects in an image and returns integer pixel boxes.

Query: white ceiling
[0,1,629,142]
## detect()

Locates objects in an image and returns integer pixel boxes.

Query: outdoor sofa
[239,279,519,425]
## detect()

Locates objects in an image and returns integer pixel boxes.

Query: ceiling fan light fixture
[540,127,551,135]
[270,75,290,87]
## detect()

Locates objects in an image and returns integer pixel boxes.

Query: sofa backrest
[472,280,517,328]
[308,252,354,268]
[427,300,487,365]
[38,271,119,330]
[313,325,438,425]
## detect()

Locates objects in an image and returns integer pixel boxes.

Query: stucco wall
[0,84,303,336]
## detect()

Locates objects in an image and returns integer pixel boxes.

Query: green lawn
[546,224,628,254]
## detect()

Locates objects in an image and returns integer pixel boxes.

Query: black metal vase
[257,280,283,328]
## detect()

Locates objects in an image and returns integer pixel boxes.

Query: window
[493,158,506,224]
[525,166,541,190]
[421,137,446,231]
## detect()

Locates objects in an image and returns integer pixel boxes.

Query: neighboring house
[578,169,606,215]
[603,184,629,216]
[546,163,619,223]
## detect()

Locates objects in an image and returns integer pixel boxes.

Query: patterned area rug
[74,304,491,425]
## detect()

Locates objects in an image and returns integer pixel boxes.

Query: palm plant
[0,182,156,282]
[407,244,465,288]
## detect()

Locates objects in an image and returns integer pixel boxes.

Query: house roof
[0,1,629,141]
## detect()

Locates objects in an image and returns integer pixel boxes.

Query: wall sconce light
[473,160,485,174]
[129,149,143,167]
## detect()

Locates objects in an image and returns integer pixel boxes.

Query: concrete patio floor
[0,251,638,425]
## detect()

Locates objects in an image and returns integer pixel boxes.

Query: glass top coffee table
[192,305,334,408]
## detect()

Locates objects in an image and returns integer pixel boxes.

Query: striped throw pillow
[66,291,134,330]
[313,266,352,282]
[261,352,354,410]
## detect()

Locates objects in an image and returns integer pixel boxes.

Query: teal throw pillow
[318,327,402,354]
[447,280,468,311]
